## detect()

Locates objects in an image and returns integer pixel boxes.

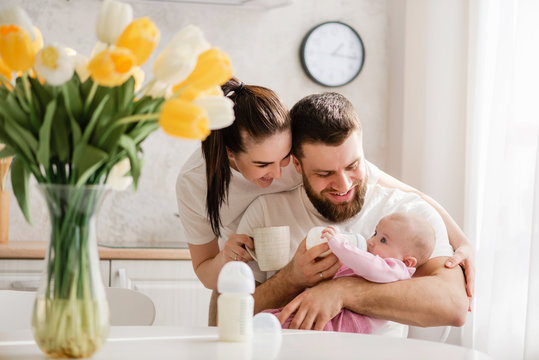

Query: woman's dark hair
[201,77,290,238]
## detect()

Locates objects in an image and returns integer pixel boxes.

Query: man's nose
[332,171,353,192]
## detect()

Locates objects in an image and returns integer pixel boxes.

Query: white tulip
[65,48,90,83]
[107,158,132,191]
[35,44,75,86]
[95,0,133,45]
[151,25,211,85]
[146,80,173,99]
[193,96,235,130]
[0,6,35,40]
[152,45,199,85]
[166,25,210,55]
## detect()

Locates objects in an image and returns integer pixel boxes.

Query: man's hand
[277,280,344,330]
[284,238,341,288]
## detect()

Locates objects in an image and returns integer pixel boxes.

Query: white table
[0,326,492,359]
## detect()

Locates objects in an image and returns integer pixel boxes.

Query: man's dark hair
[290,92,361,159]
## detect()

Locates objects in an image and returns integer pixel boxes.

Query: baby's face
[366,217,411,260]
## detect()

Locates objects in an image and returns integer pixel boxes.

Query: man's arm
[277,256,468,330]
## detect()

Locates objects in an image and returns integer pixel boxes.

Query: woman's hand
[222,234,254,263]
[445,242,475,310]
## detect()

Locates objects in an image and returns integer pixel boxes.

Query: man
[237,92,468,330]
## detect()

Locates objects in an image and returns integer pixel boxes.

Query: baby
[265,211,436,334]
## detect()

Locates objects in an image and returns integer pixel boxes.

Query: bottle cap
[218,261,255,294]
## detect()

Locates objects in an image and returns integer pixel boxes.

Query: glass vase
[32,184,110,358]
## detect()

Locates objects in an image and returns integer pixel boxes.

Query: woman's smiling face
[228,129,292,188]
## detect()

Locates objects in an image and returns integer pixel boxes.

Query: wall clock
[300,21,365,87]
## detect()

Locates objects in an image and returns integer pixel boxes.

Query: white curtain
[463,0,539,359]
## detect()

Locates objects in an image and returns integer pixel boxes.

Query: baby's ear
[403,256,417,268]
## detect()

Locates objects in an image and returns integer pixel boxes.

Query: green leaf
[119,76,135,110]
[3,120,38,162]
[0,95,30,128]
[51,100,70,162]
[133,96,164,114]
[98,124,125,153]
[10,156,32,224]
[36,100,57,169]
[129,121,159,144]
[28,77,52,109]
[0,145,16,158]
[118,135,140,187]
[62,76,83,119]
[73,145,108,186]
[68,114,82,148]
[81,94,110,145]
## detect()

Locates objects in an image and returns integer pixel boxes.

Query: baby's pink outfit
[264,234,415,333]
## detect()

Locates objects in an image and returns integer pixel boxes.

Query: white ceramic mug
[246,226,290,271]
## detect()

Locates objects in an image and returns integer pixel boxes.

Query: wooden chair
[0,288,155,330]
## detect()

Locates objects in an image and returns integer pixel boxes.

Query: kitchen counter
[0,241,192,260]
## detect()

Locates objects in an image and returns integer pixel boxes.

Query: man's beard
[303,173,367,223]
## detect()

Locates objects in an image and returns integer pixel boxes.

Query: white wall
[387,0,467,226]
[5,0,390,245]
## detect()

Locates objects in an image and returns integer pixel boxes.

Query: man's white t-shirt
[236,184,453,284]
[176,148,381,248]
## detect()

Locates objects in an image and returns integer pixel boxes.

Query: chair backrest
[0,290,36,331]
[407,325,451,343]
[0,288,155,330]
[105,287,156,326]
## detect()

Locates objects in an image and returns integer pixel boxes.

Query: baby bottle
[217,261,255,342]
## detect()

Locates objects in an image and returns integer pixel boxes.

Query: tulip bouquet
[0,1,234,357]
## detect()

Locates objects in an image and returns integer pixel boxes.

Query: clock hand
[331,43,344,56]
[331,53,359,60]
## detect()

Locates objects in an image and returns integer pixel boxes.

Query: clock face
[300,22,365,87]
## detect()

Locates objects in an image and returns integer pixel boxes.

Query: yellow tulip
[172,48,233,101]
[0,25,35,72]
[0,55,12,81]
[158,98,210,140]
[116,17,159,66]
[0,6,36,40]
[87,47,136,87]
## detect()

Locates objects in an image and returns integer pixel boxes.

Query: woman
[176,78,474,301]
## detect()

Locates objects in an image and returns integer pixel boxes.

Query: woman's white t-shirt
[176,148,381,248]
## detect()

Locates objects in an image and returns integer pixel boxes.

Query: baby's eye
[372,230,377,237]
[380,237,386,244]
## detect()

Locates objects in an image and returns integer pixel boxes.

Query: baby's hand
[321,226,338,241]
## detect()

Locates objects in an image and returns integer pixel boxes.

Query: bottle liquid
[217,261,255,342]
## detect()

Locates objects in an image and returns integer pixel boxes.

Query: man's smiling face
[293,129,367,222]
